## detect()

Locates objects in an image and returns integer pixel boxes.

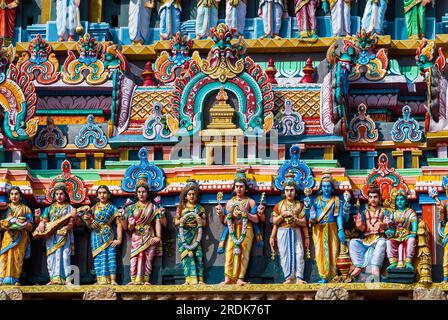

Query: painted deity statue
[349,185,388,281]
[196,0,220,39]
[270,172,310,284]
[434,187,448,282]
[122,175,164,285]
[0,0,19,40]
[56,0,80,41]
[82,185,123,285]
[215,169,265,285]
[0,187,33,285]
[304,172,348,283]
[159,0,182,40]
[258,0,288,39]
[361,0,388,35]
[322,0,351,37]
[35,182,77,285]
[225,0,247,36]
[404,0,432,40]
[294,0,328,38]
[175,179,206,285]
[385,190,418,271]
[129,0,154,45]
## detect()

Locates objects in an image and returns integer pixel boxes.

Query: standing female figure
[0,187,33,285]
[122,175,164,285]
[175,179,206,285]
[83,185,123,285]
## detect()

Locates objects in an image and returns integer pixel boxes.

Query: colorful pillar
[392,150,404,169]
[323,145,335,160]
[147,146,155,161]
[76,153,87,170]
[94,153,104,169]
[11,150,22,163]
[366,151,378,169]
[55,153,66,168]
[37,153,48,170]
[162,146,172,161]
[411,150,423,168]
[350,151,360,170]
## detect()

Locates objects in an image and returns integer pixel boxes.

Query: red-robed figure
[0,0,18,39]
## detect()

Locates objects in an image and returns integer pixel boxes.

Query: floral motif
[143,102,173,140]
[74,114,108,148]
[391,105,423,143]
[275,99,305,136]
[274,145,314,191]
[121,147,166,193]
[45,160,88,204]
[34,116,68,149]
[201,23,246,83]
[16,34,60,84]
[347,103,379,143]
[0,40,39,141]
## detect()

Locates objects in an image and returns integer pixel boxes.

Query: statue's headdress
[321,170,334,184]
[135,173,150,190]
[53,177,68,191]
[234,168,248,184]
[282,171,297,189]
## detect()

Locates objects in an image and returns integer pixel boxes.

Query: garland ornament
[179,208,203,258]
[226,202,248,256]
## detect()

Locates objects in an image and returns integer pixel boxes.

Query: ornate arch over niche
[170,23,275,136]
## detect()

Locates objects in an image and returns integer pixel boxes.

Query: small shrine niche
[200,88,243,165]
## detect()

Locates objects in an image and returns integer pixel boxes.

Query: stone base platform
[1,283,448,300]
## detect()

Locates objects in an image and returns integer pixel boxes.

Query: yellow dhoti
[225,222,254,281]
[312,222,339,280]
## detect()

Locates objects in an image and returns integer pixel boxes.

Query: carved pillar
[38,153,48,170]
[0,146,4,163]
[206,146,213,165]
[349,151,360,170]
[323,146,335,160]
[437,143,448,158]
[119,149,129,161]
[411,150,423,168]
[76,153,87,170]
[276,144,286,160]
[366,151,378,169]
[147,147,155,161]
[392,150,404,169]
[247,139,256,160]
[162,146,172,161]
[231,138,238,165]
[94,153,104,169]
[11,150,22,163]
[55,153,66,168]
[192,141,201,160]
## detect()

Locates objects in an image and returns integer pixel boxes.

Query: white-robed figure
[129,0,154,45]
[196,0,220,39]
[361,0,388,34]
[159,0,182,40]
[258,0,288,39]
[225,0,247,36]
[269,172,310,284]
[322,0,351,37]
[36,182,77,285]
[56,0,79,41]
[348,185,388,281]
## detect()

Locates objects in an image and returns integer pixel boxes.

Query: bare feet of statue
[273,34,281,40]
[221,277,233,285]
[198,281,205,285]
[260,34,267,40]
[65,280,73,286]
[296,279,306,284]
[58,36,65,42]
[127,281,136,285]
[144,282,151,285]
[111,281,119,286]
[236,279,247,286]
[351,267,363,277]
[183,282,190,286]
[67,35,74,42]
[283,278,294,284]
[46,281,53,286]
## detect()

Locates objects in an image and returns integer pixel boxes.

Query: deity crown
[234,168,248,184]
[135,173,150,190]
[282,171,297,189]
